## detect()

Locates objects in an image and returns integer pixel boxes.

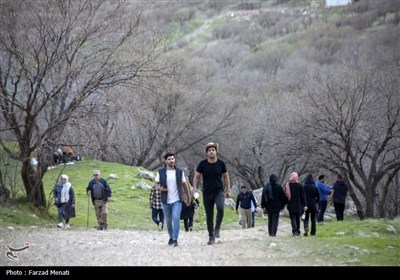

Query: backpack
[92,182,104,199]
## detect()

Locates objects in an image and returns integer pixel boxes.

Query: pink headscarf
[289,172,298,183]
[285,172,298,201]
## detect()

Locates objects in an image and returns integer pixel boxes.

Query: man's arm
[192,171,201,194]
[182,181,191,206]
[223,172,231,198]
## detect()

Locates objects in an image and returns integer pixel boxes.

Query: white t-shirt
[155,170,186,204]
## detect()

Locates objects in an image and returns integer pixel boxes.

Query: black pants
[203,191,225,237]
[183,217,193,231]
[267,212,280,236]
[334,202,345,221]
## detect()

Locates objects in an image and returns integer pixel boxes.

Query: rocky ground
[0,220,342,267]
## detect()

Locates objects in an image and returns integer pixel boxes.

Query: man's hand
[225,189,231,198]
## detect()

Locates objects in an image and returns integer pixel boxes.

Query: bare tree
[0,0,175,207]
[297,62,400,219]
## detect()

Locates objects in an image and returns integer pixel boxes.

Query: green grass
[0,159,239,231]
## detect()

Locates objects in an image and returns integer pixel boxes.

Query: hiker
[86,170,112,230]
[180,190,200,232]
[193,142,231,245]
[284,172,307,236]
[155,152,191,247]
[53,174,75,229]
[315,174,331,222]
[330,174,348,221]
[149,184,164,231]
[261,174,286,237]
[236,185,257,229]
[302,174,320,236]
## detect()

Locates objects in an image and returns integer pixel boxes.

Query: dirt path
[1,221,338,267]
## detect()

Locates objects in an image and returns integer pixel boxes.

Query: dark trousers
[334,202,345,221]
[318,200,328,222]
[289,212,301,235]
[183,217,193,231]
[303,210,317,235]
[203,191,225,237]
[151,208,164,225]
[267,212,280,236]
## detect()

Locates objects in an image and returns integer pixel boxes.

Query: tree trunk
[21,160,46,207]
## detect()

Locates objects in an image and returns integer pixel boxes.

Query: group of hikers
[261,172,348,237]
[53,142,348,246]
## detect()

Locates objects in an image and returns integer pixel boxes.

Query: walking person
[193,142,231,245]
[53,174,75,229]
[303,174,320,236]
[149,184,164,231]
[180,192,200,232]
[235,185,257,229]
[315,174,331,222]
[284,172,307,236]
[155,152,191,247]
[86,170,112,230]
[261,174,286,237]
[330,174,348,221]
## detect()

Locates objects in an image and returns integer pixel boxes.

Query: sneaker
[304,228,309,237]
[168,238,174,246]
[158,222,163,231]
[57,222,63,228]
[172,240,178,247]
[96,225,104,230]
[207,236,215,245]
[214,228,220,238]
[64,223,70,229]
[189,227,193,231]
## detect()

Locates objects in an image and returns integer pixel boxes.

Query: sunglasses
[93,174,99,176]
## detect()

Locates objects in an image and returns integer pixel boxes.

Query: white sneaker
[57,222,63,228]
[64,223,70,229]
[158,222,163,231]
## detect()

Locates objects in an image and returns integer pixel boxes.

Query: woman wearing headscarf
[53,174,75,229]
[261,174,286,236]
[284,172,307,236]
[302,174,320,236]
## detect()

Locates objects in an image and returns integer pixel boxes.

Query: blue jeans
[162,201,182,241]
[151,208,164,226]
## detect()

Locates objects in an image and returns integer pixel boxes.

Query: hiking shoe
[64,223,70,229]
[207,236,215,245]
[158,222,163,231]
[172,240,178,247]
[57,222,63,228]
[214,228,220,238]
[168,238,174,246]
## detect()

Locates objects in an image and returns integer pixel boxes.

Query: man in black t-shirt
[193,143,231,245]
